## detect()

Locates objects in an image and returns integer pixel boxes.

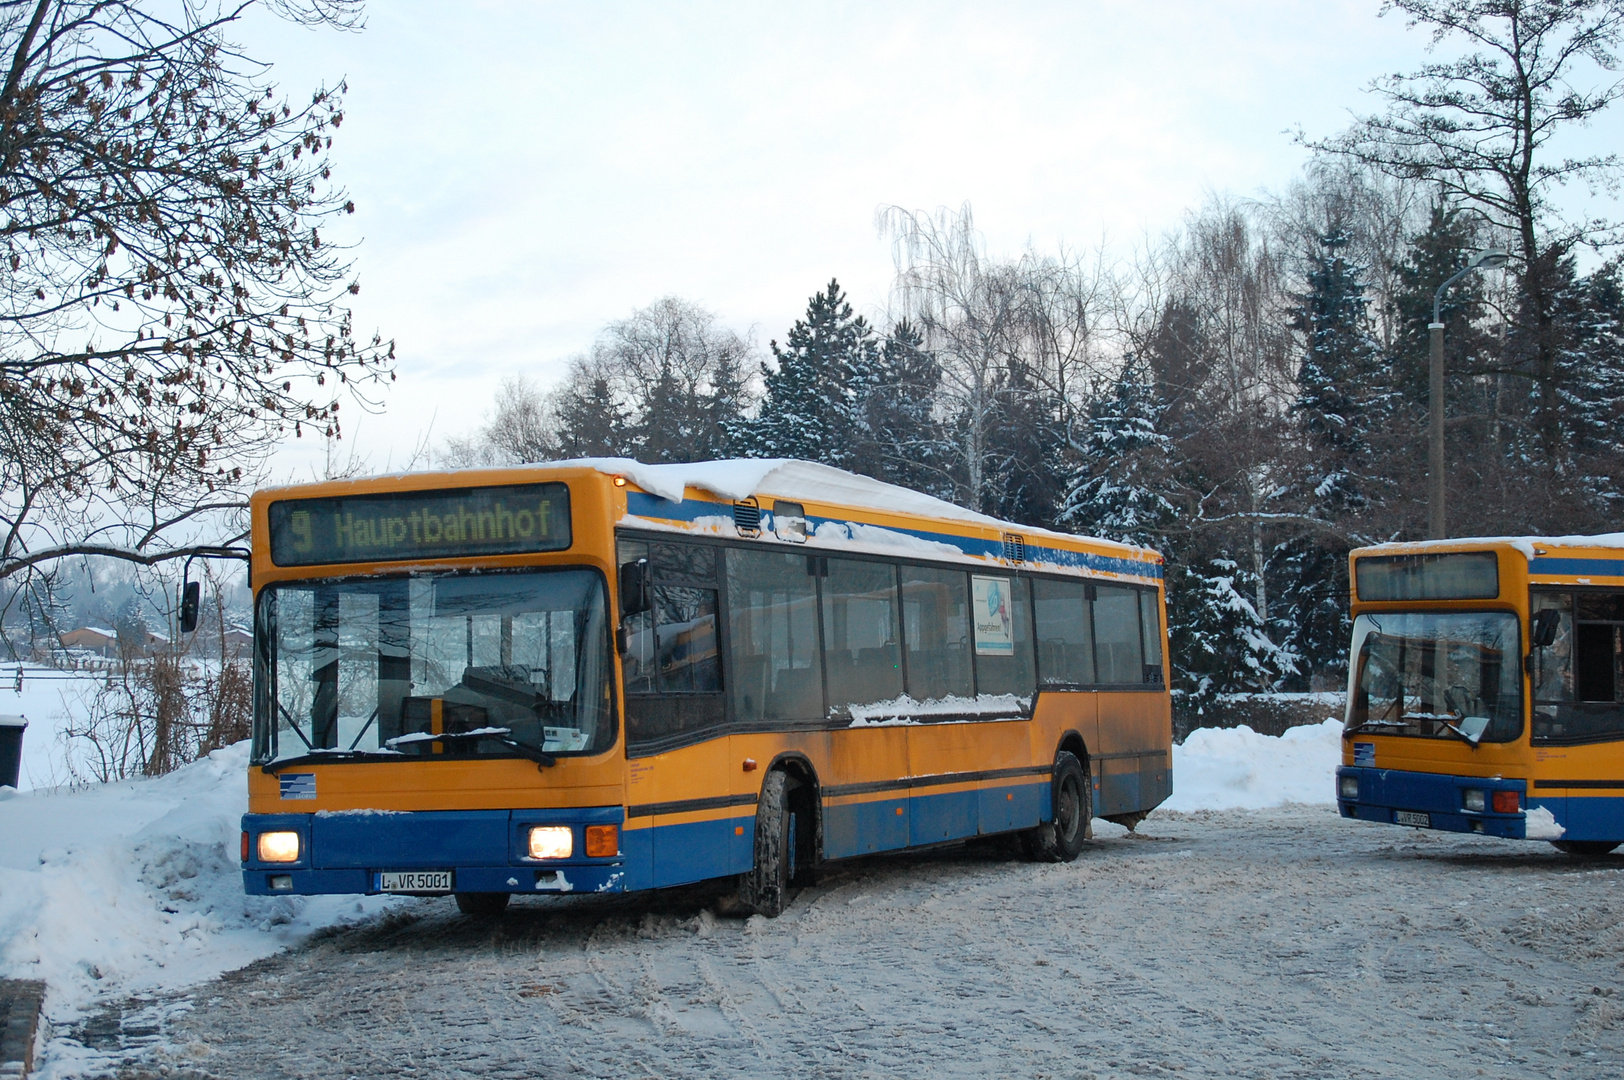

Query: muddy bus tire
[455,892,511,917]
[1023,751,1089,864]
[1552,840,1621,856]
[738,770,794,918]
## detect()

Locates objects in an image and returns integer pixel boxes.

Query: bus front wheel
[738,770,795,918]
[1552,840,1621,856]
[1023,751,1089,863]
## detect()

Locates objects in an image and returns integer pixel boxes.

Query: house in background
[59,626,117,657]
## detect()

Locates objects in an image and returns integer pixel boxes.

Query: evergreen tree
[556,374,630,458]
[1169,557,1298,700]
[850,320,951,496]
[1271,223,1384,688]
[1387,204,1488,420]
[1057,356,1175,546]
[747,279,874,466]
[635,360,711,464]
[704,347,750,460]
[980,358,1068,528]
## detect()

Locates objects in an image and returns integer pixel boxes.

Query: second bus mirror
[1531,608,1562,648]
[619,559,651,617]
[178,581,201,634]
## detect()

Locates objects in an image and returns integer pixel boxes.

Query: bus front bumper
[1336,767,1530,839]
[241,807,628,897]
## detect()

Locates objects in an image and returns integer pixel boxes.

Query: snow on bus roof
[1360,533,1624,560]
[545,457,1148,553]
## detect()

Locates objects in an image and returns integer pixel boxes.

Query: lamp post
[1428,249,1509,539]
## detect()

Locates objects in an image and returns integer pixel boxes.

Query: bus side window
[726,549,822,726]
[1139,588,1163,684]
[1093,586,1145,685]
[1033,577,1093,687]
[822,559,903,716]
[901,566,973,701]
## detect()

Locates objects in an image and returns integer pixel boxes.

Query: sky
[232,1,1620,478]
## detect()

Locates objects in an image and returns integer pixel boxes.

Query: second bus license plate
[377,870,453,893]
[1394,810,1431,828]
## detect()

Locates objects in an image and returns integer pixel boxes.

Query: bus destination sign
[268,482,571,566]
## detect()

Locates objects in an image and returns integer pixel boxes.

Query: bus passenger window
[1532,590,1624,743]
[1094,586,1145,685]
[1139,589,1164,683]
[822,559,903,716]
[901,566,972,701]
[727,549,823,725]
[1033,578,1094,686]
[653,586,719,693]
[973,576,1035,699]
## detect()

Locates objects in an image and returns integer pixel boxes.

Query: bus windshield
[1346,611,1522,743]
[253,569,613,764]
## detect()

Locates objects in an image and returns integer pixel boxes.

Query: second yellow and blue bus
[1337,536,1624,854]
[240,459,1173,914]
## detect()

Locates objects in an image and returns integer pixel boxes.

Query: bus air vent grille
[733,501,762,537]
[1002,533,1026,563]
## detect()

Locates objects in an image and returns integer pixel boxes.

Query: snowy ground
[9,705,1618,1078]
[0,664,103,791]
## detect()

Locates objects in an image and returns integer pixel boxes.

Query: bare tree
[0,0,394,619]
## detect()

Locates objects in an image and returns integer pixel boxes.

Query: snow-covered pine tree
[1056,355,1175,547]
[1271,223,1385,688]
[850,319,953,496]
[1171,557,1298,701]
[745,279,874,466]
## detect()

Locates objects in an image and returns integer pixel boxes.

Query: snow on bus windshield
[253,569,612,763]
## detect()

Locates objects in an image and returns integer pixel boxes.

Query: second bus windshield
[1347,611,1522,742]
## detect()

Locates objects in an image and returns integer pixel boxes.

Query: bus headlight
[1338,775,1359,800]
[1463,789,1486,813]
[257,831,301,863]
[528,826,573,860]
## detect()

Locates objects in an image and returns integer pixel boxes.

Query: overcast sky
[237,1,1619,478]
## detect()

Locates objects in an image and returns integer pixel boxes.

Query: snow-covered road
[75,806,1624,1080]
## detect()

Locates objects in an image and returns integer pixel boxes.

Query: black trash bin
[0,715,25,789]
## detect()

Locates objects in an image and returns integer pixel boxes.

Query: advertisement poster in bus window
[972,576,1014,655]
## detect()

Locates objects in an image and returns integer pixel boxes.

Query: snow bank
[0,741,400,1021]
[1164,719,1342,811]
[0,665,102,791]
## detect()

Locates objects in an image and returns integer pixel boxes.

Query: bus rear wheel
[1552,840,1621,856]
[455,891,511,917]
[738,769,795,917]
[1023,751,1089,863]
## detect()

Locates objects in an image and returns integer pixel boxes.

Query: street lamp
[1428,249,1510,539]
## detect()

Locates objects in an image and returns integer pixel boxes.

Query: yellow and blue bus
[241,459,1172,915]
[1337,536,1624,854]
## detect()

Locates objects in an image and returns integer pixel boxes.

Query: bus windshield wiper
[386,729,557,769]
[261,748,406,774]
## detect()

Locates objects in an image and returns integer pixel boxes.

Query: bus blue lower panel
[241,807,627,897]
[1539,794,1624,843]
[1336,767,1529,839]
[823,781,1047,861]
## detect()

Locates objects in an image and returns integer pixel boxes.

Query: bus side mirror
[179,581,201,634]
[619,559,651,617]
[1531,609,1561,648]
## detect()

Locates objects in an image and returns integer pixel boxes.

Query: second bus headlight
[528,825,573,860]
[257,831,301,863]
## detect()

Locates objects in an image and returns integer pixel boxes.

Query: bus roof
[256,457,1163,582]
[1354,534,1624,560]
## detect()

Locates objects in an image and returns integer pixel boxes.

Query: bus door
[1530,589,1624,838]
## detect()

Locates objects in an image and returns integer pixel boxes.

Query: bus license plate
[1394,810,1431,828]
[377,870,453,893]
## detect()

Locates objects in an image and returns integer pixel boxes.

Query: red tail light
[240,831,250,862]
[1492,790,1520,813]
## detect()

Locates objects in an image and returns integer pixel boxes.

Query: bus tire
[739,770,794,917]
[454,891,511,917]
[1023,751,1089,863]
[1552,840,1621,856]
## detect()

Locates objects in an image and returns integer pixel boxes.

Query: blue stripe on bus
[1529,556,1624,579]
[624,491,1162,581]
